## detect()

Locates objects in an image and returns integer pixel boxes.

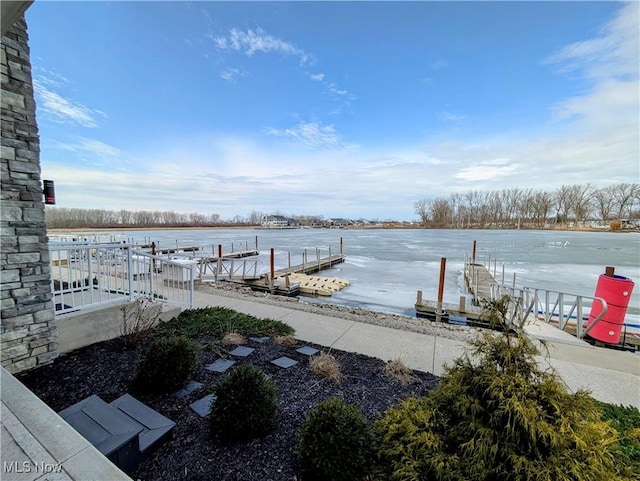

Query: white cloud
[543,2,638,81]
[308,72,325,81]
[265,121,357,150]
[440,111,466,122]
[34,80,102,128]
[53,138,121,158]
[214,27,313,65]
[219,67,247,82]
[454,158,519,182]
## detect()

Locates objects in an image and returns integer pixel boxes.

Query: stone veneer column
[1,15,57,373]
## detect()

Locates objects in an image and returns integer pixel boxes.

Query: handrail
[49,243,195,315]
[491,284,608,339]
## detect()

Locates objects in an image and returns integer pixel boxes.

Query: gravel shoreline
[196,282,481,344]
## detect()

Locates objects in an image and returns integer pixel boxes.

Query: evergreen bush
[596,400,640,479]
[134,336,197,393]
[210,365,277,442]
[373,296,621,481]
[295,397,374,481]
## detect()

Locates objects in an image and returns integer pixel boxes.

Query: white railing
[196,257,261,283]
[49,242,194,315]
[491,284,607,339]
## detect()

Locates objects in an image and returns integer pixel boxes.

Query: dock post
[512,272,517,289]
[472,240,477,265]
[218,244,222,258]
[436,257,446,323]
[417,290,423,306]
[288,251,291,268]
[340,237,343,255]
[605,266,615,277]
[270,248,275,282]
[255,235,259,250]
[459,296,466,312]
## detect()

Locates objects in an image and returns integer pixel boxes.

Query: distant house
[328,218,352,227]
[261,215,291,228]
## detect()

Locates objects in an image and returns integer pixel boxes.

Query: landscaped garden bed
[17,302,640,481]
[17,307,438,480]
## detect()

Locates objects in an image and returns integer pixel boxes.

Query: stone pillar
[1,15,57,373]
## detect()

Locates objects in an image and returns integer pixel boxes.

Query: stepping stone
[271,356,298,369]
[173,380,204,399]
[229,346,254,357]
[249,336,270,343]
[206,359,236,373]
[59,394,142,472]
[110,394,176,459]
[190,394,216,418]
[296,346,319,356]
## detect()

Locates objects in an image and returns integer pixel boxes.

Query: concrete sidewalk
[194,291,640,408]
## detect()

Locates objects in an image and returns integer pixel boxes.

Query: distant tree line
[44,208,330,229]
[44,208,232,229]
[414,183,640,229]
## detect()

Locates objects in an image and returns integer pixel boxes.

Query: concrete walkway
[193,291,640,408]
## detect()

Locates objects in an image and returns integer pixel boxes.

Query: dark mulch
[17,334,439,481]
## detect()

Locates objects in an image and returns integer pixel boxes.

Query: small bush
[210,365,277,442]
[134,336,197,393]
[610,220,622,231]
[309,352,341,382]
[158,306,294,338]
[383,358,416,385]
[596,400,640,478]
[222,331,247,345]
[275,334,297,347]
[295,397,374,481]
[119,296,162,349]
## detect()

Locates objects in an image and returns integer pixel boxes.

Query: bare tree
[429,198,453,227]
[568,184,595,226]
[414,199,430,227]
[611,183,640,219]
[593,186,617,221]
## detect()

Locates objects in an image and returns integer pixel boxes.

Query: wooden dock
[464,262,497,305]
[233,254,346,296]
[274,254,346,276]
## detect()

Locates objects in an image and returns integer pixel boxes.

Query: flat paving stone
[189,394,216,418]
[229,346,255,357]
[249,336,270,343]
[271,357,298,369]
[173,380,204,399]
[206,359,236,373]
[296,346,319,356]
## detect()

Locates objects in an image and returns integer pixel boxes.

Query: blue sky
[27,1,639,221]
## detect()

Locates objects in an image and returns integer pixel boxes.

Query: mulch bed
[17,334,439,481]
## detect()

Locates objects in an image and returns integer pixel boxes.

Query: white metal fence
[491,284,607,339]
[49,242,195,315]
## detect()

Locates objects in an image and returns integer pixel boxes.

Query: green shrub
[373,296,621,481]
[210,365,277,442]
[134,336,197,393]
[158,306,294,338]
[295,397,374,481]
[595,400,640,479]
